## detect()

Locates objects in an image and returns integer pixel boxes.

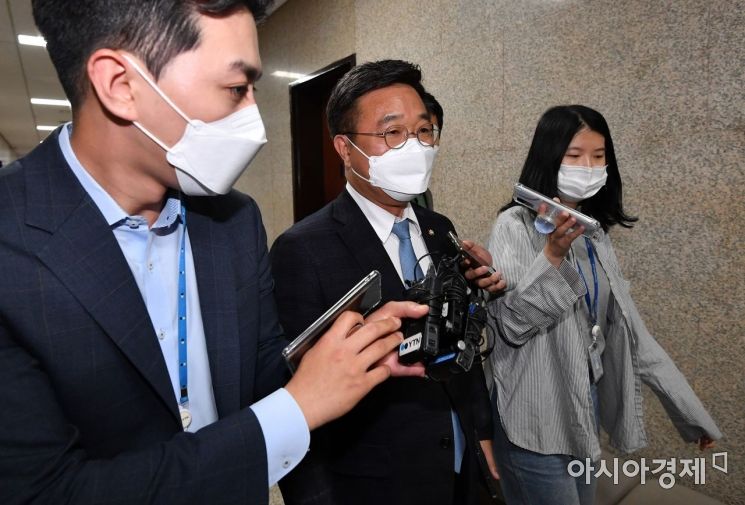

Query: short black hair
[422,91,443,131]
[326,59,427,137]
[32,0,273,109]
[502,105,637,231]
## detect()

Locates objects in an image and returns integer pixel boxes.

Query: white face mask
[557,163,608,202]
[123,55,267,196]
[345,136,438,202]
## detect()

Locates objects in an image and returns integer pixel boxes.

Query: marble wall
[236,0,355,242]
[253,1,744,503]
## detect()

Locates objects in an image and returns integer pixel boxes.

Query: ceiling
[0,0,287,167]
[0,0,69,165]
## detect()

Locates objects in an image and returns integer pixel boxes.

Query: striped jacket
[486,206,722,460]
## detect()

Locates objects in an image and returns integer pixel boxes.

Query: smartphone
[282,270,382,373]
[447,231,496,275]
[512,183,602,239]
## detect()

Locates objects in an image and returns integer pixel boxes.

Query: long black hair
[502,105,637,231]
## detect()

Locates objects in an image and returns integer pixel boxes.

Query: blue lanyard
[178,206,188,407]
[576,237,598,326]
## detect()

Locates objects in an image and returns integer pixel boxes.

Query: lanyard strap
[178,206,188,406]
[576,236,599,326]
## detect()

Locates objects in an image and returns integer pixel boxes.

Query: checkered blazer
[0,129,289,504]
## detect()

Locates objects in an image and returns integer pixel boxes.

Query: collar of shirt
[58,122,181,233]
[345,182,422,241]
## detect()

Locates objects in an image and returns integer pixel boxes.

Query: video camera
[398,252,490,381]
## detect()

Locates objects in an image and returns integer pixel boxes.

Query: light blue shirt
[59,124,308,484]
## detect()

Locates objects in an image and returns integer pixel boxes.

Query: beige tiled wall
[254,1,745,504]
[236,0,356,244]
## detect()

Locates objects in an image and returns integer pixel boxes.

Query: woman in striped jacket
[485,105,721,505]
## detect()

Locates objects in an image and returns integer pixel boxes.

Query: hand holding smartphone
[282,271,382,372]
[512,183,601,239]
[447,231,497,275]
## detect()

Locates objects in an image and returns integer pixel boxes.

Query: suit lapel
[185,201,240,417]
[330,193,459,301]
[413,205,457,260]
[26,135,179,425]
[332,191,405,301]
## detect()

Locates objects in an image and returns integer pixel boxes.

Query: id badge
[588,341,604,384]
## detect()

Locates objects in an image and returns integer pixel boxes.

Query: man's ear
[333,135,352,168]
[85,49,138,122]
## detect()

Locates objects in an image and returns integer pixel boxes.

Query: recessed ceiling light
[272,70,306,79]
[18,34,47,47]
[31,98,71,107]
[36,125,58,132]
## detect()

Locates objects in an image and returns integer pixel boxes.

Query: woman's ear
[85,49,138,121]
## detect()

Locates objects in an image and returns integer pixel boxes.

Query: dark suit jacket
[270,190,493,505]
[0,130,290,504]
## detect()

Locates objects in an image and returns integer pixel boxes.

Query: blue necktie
[391,220,423,284]
[390,219,465,473]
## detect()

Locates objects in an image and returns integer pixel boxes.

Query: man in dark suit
[271,60,506,505]
[0,3,428,504]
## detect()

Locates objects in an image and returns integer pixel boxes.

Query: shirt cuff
[250,388,310,486]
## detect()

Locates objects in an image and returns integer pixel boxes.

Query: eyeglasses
[344,123,440,149]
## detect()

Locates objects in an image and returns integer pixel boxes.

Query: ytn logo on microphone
[399,333,423,356]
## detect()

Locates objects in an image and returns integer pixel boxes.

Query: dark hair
[502,105,637,231]
[326,59,426,137]
[32,0,272,109]
[422,91,444,131]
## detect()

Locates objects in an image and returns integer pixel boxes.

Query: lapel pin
[428,229,435,236]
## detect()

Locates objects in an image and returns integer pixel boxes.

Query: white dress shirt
[346,183,431,282]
